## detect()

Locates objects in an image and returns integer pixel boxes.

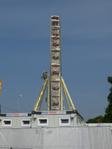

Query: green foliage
[87,76,112,123]
[108,76,112,84]
[103,76,112,122]
[87,116,104,123]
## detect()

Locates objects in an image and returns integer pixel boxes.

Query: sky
[0,0,112,120]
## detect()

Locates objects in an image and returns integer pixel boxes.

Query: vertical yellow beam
[60,84,63,110]
[47,79,50,111]
[61,77,76,110]
[0,80,2,96]
[61,79,71,109]
[33,79,48,112]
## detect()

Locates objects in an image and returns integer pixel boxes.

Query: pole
[0,80,2,96]
[0,104,1,114]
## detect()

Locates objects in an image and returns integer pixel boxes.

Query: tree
[87,76,112,123]
[87,115,104,123]
[103,76,112,122]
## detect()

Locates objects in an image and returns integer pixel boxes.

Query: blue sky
[0,0,112,119]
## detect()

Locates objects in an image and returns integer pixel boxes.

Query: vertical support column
[0,80,2,96]
[50,16,62,111]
